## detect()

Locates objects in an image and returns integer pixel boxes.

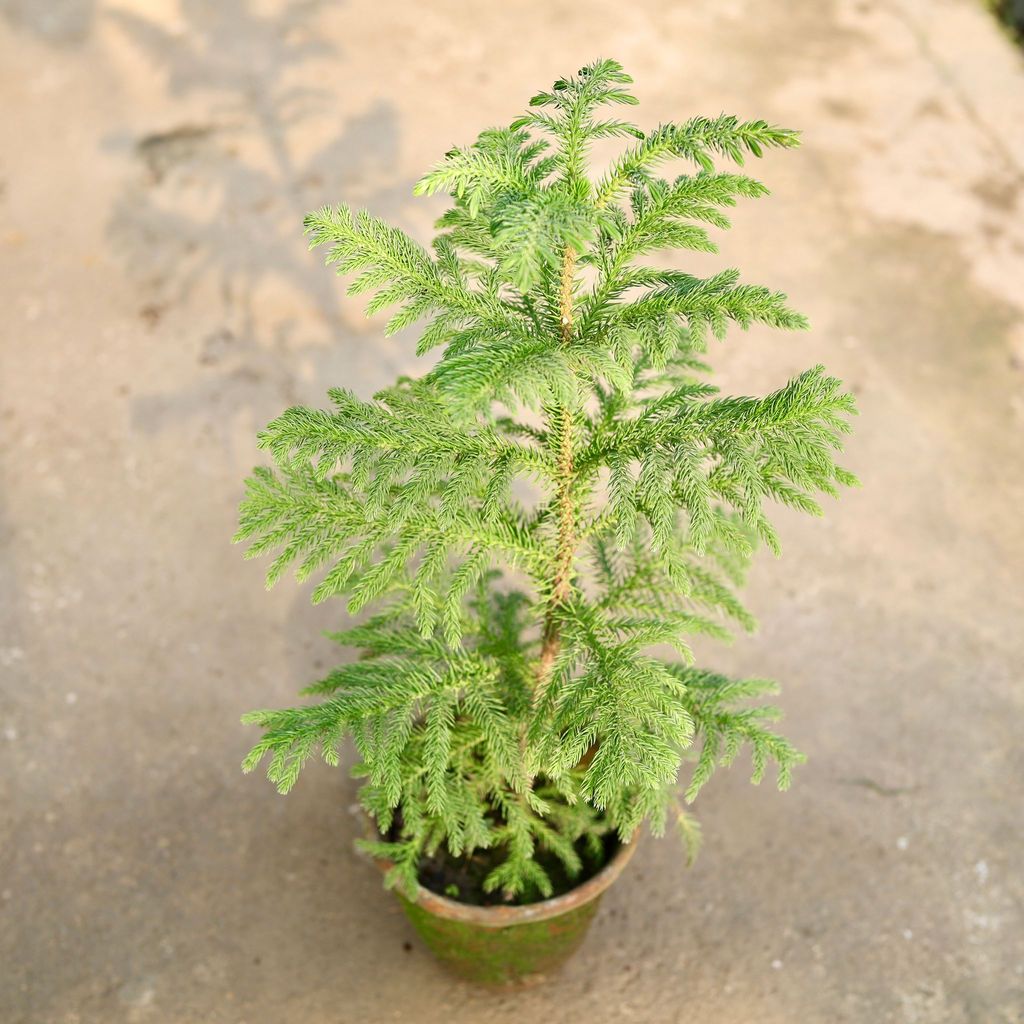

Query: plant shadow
[0,0,96,46]
[103,0,419,453]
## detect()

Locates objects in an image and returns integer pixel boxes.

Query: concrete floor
[2,1,1023,1021]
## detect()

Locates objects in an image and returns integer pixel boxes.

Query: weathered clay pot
[373,837,638,985]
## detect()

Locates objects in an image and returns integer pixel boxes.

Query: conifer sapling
[236,60,857,902]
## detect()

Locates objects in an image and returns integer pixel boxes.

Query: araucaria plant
[237,60,857,903]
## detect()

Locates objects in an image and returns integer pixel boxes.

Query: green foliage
[985,0,1024,44]
[236,59,857,902]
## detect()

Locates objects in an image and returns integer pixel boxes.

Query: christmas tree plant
[236,59,857,903]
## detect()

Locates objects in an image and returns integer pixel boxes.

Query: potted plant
[236,59,857,985]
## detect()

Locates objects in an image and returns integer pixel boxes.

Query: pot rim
[366,818,639,928]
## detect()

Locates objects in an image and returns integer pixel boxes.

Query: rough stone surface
[2,2,1023,1022]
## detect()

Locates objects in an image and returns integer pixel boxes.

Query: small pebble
[896,836,909,851]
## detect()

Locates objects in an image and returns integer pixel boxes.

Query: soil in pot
[415,830,620,906]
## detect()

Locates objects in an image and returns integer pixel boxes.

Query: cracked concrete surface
[2,1,1023,1021]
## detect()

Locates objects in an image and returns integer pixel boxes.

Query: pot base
[398,890,605,986]
[365,809,639,985]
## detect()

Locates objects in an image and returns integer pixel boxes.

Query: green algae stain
[398,895,604,985]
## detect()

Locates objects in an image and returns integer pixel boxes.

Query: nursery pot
[370,833,639,985]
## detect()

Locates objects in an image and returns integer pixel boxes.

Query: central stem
[537,246,578,687]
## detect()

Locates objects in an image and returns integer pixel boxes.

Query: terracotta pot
[370,834,639,985]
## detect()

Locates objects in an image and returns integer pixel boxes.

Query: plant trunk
[536,246,578,689]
